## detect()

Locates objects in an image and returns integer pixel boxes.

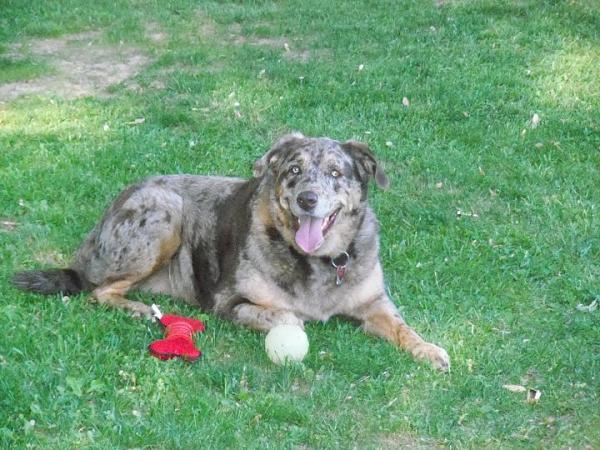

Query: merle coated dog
[14,133,450,371]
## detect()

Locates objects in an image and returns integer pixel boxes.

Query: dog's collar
[330,251,350,286]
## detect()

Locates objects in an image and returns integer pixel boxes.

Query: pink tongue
[295,216,325,253]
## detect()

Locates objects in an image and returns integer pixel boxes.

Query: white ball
[265,324,309,364]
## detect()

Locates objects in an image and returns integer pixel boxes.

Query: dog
[13,133,450,371]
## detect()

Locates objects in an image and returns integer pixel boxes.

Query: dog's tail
[13,268,92,295]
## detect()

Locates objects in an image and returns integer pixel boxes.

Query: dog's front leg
[356,296,450,371]
[228,301,304,331]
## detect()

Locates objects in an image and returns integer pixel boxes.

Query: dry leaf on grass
[503,384,542,403]
[456,209,479,219]
[576,299,598,313]
[530,113,540,128]
[503,384,527,393]
[466,359,474,372]
[1,220,19,231]
[527,389,542,403]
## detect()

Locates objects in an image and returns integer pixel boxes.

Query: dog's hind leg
[75,186,184,317]
[92,279,154,318]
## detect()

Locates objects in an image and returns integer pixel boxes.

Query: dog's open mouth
[294,209,339,254]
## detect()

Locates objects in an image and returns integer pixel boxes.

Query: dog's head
[254,133,389,256]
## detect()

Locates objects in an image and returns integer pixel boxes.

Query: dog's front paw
[412,342,450,372]
[128,301,154,319]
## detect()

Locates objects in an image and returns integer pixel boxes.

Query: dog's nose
[297,191,318,211]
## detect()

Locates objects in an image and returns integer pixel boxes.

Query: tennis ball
[265,324,309,364]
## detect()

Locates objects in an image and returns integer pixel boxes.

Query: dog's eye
[290,165,301,175]
[330,169,341,178]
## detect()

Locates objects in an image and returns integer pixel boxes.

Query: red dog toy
[148,304,205,362]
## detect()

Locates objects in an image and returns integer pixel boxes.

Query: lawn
[1,0,599,448]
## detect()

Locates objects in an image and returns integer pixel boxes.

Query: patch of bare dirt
[227,22,316,63]
[145,22,168,43]
[0,31,151,102]
[236,35,314,62]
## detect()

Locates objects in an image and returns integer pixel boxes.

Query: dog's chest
[290,280,350,321]
[235,255,355,321]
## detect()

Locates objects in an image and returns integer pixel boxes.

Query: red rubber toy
[148,305,205,362]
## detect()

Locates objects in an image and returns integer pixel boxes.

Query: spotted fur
[13,133,449,371]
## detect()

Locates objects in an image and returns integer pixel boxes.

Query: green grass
[1,0,599,448]
[0,57,53,84]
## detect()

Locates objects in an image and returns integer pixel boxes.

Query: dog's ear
[253,132,305,177]
[341,140,390,189]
